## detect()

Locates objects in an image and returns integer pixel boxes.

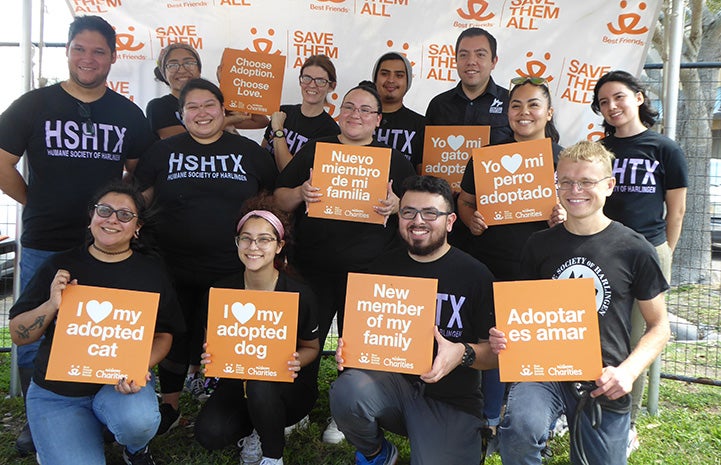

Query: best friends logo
[454,0,496,28]
[603,0,652,46]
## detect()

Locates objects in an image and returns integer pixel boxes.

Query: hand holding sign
[301,168,321,212]
[50,269,76,313]
[372,180,398,227]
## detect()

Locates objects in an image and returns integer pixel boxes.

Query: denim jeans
[27,376,160,465]
[499,381,629,465]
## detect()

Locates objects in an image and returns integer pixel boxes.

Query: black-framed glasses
[299,75,331,88]
[165,61,199,72]
[510,76,548,91]
[77,102,94,136]
[235,235,278,249]
[399,207,452,221]
[556,177,613,191]
[339,103,380,116]
[94,204,138,223]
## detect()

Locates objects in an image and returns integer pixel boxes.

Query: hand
[335,338,345,371]
[270,111,287,131]
[49,269,76,311]
[469,210,488,236]
[548,203,566,227]
[373,181,399,226]
[420,326,465,384]
[115,372,149,395]
[199,342,211,373]
[488,327,507,355]
[301,168,322,210]
[224,111,252,126]
[288,352,301,379]
[591,365,635,400]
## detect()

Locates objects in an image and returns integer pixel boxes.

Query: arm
[0,149,27,205]
[269,111,294,171]
[665,187,687,252]
[273,169,320,212]
[420,326,498,384]
[288,338,320,379]
[458,189,487,235]
[225,112,270,130]
[148,332,173,368]
[156,125,187,139]
[123,158,139,181]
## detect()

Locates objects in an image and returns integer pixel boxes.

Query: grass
[0,353,720,465]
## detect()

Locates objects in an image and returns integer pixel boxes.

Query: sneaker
[259,458,283,465]
[185,372,206,399]
[16,421,36,456]
[123,446,157,465]
[284,415,310,438]
[156,403,180,435]
[552,414,568,438]
[354,438,398,465]
[322,418,345,444]
[238,429,262,465]
[626,425,640,458]
[201,376,220,400]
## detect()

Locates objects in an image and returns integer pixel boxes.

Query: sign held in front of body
[205,288,299,383]
[46,285,160,386]
[422,125,490,192]
[218,48,286,115]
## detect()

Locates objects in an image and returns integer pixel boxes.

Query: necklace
[91,243,131,256]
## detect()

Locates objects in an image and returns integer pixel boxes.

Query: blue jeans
[26,376,160,465]
[499,382,629,465]
[17,247,59,368]
[482,368,503,426]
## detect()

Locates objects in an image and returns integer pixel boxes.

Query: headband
[236,210,285,240]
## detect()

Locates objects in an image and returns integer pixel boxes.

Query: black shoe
[156,403,180,435]
[123,446,156,465]
[15,422,36,456]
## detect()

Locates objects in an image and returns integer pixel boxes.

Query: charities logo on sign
[219,48,286,115]
[471,139,556,225]
[506,0,560,31]
[342,273,437,375]
[494,278,602,382]
[205,288,299,382]
[46,285,160,386]
[308,142,391,225]
[422,126,490,191]
[560,59,611,105]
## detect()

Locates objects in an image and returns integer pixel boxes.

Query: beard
[404,228,446,257]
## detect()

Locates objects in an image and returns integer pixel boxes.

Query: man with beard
[329,175,497,465]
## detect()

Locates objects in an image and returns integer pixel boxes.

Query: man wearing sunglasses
[0,15,154,456]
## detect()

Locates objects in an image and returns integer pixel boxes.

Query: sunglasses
[510,76,548,91]
[77,102,95,136]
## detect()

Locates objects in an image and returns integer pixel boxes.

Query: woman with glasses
[262,54,340,171]
[136,78,278,435]
[194,197,320,465]
[9,181,183,465]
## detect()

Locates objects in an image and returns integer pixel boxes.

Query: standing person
[592,70,687,454]
[371,52,425,170]
[195,199,320,465]
[262,55,340,171]
[135,78,277,435]
[330,175,497,465]
[9,182,184,465]
[490,141,671,465]
[274,81,415,444]
[0,15,155,455]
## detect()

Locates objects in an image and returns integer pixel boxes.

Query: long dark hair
[509,80,560,143]
[591,70,658,136]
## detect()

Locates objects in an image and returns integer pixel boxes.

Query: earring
[134,230,140,239]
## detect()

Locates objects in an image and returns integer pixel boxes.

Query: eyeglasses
[299,75,331,88]
[399,207,452,221]
[165,61,199,72]
[94,204,138,223]
[235,235,278,249]
[339,103,380,117]
[77,102,94,136]
[556,177,613,191]
[510,76,548,91]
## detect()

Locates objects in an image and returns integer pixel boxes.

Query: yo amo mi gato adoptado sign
[218,48,286,115]
[422,125,490,192]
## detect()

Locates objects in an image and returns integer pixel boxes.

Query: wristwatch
[460,342,476,367]
[273,129,285,139]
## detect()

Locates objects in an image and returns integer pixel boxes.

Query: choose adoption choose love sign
[205,288,299,382]
[46,285,159,386]
[493,278,602,382]
[472,138,556,226]
[341,273,437,375]
[422,126,490,191]
[218,48,286,115]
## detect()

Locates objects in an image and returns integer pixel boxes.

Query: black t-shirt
[263,104,340,160]
[601,130,688,246]
[374,105,426,167]
[460,139,563,280]
[146,93,183,136]
[135,132,278,274]
[369,247,495,418]
[275,135,416,273]
[0,84,155,250]
[210,271,320,389]
[9,246,184,397]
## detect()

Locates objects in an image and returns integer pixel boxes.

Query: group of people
[0,14,685,465]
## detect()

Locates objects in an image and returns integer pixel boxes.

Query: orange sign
[422,126,490,192]
[218,48,286,115]
[46,285,160,386]
[493,278,602,382]
[205,288,299,383]
[342,273,437,375]
[308,142,391,225]
[471,138,557,226]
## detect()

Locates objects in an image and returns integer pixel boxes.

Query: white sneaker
[284,415,310,438]
[259,458,283,465]
[552,414,569,438]
[626,425,640,458]
[322,418,345,444]
[238,429,262,465]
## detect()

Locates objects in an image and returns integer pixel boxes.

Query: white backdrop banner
[66,0,662,146]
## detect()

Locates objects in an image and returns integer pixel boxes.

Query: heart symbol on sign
[86,300,113,323]
[501,154,523,174]
[231,302,256,324]
[447,135,465,151]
